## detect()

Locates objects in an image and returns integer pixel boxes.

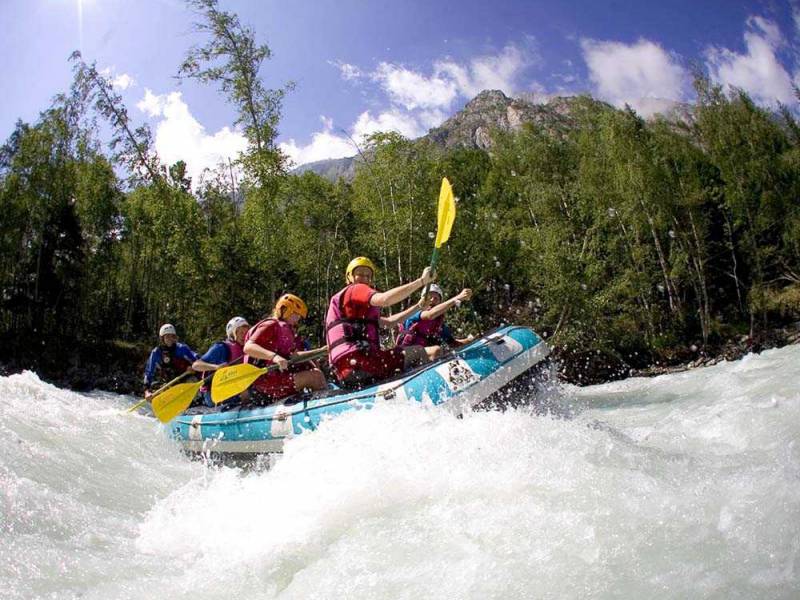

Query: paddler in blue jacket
[143,323,199,400]
[191,316,250,407]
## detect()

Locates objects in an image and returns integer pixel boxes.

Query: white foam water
[1,346,798,599]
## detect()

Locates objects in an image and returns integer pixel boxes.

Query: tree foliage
[2,5,800,379]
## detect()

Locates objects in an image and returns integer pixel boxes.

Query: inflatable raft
[169,325,550,455]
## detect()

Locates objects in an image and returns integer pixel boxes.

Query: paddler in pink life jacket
[396,284,474,360]
[325,256,437,389]
[143,323,199,400]
[244,294,327,403]
[192,316,250,407]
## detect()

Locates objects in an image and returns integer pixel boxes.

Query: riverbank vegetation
[2,0,799,389]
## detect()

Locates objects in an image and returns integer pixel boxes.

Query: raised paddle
[422,177,457,299]
[126,370,194,414]
[211,347,328,404]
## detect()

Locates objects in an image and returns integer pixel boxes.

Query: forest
[2,0,799,389]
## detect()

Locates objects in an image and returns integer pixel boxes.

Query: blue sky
[3,0,800,183]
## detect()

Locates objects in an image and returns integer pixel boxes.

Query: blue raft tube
[169,325,551,455]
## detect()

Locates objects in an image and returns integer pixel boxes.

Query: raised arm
[370,267,434,308]
[380,298,425,328]
[420,288,472,320]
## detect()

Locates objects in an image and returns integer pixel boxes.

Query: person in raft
[143,323,199,400]
[396,284,474,360]
[325,256,438,389]
[191,316,250,407]
[243,294,327,403]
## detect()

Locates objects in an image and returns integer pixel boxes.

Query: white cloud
[329,60,363,81]
[352,109,426,139]
[280,116,355,167]
[280,109,433,167]
[437,43,532,98]
[100,66,136,91]
[581,38,688,117]
[136,88,164,117]
[136,89,247,185]
[372,62,458,110]
[336,43,534,110]
[705,16,796,106]
[111,73,135,90]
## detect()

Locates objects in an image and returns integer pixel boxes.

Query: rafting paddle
[422,177,456,298]
[126,371,194,415]
[149,354,247,423]
[211,347,328,404]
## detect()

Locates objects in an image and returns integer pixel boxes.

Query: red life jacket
[325,285,381,364]
[244,318,302,368]
[396,314,445,347]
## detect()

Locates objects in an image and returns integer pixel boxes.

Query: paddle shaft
[421,247,441,300]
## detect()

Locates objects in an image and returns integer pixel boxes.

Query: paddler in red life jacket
[325,256,437,389]
[244,294,327,403]
[396,284,474,360]
[192,316,250,407]
[143,323,199,400]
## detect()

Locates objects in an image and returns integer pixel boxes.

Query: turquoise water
[1,346,799,599]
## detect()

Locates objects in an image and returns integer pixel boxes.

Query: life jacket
[224,340,244,363]
[244,318,302,368]
[199,340,245,393]
[325,285,381,364]
[396,312,445,348]
[159,344,192,379]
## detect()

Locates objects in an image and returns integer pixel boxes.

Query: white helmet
[226,316,249,340]
[423,284,444,299]
[159,323,176,337]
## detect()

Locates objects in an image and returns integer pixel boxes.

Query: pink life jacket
[396,314,445,347]
[244,318,302,367]
[200,340,245,394]
[325,285,381,364]
[223,340,244,363]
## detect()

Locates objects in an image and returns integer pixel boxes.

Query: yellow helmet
[346,256,377,283]
[274,293,308,320]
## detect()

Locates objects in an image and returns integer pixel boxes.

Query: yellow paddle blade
[434,177,456,248]
[211,363,265,404]
[151,381,202,423]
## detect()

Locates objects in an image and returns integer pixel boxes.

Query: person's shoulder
[348,283,376,302]
[249,318,277,338]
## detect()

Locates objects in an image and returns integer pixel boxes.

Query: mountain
[292,155,359,181]
[292,90,642,181]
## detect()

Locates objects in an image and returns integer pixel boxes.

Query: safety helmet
[225,316,250,341]
[159,323,176,337]
[346,256,377,283]
[274,293,308,321]
[422,283,444,300]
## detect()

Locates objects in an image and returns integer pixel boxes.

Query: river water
[1,346,798,599]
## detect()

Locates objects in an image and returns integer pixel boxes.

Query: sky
[2,0,800,184]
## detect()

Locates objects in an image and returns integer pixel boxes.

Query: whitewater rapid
[1,346,798,599]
